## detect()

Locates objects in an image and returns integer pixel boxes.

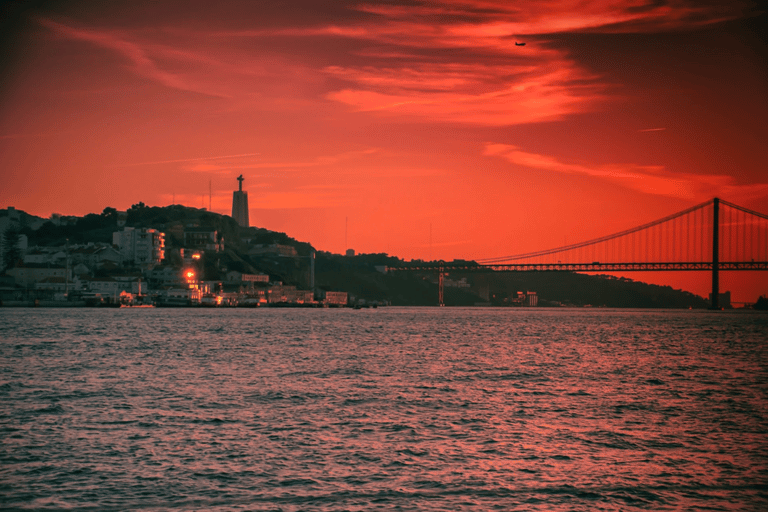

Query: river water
[1,307,767,511]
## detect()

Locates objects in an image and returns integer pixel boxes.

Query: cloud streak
[354,1,754,34]
[484,143,768,202]
[179,149,380,174]
[326,65,605,125]
[116,152,261,167]
[37,18,233,98]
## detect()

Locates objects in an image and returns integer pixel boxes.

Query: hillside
[6,205,710,307]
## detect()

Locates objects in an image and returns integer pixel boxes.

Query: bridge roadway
[387,261,768,273]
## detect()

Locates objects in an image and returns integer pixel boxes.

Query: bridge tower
[438,262,445,307]
[710,197,720,309]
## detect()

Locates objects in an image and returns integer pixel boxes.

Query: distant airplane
[515,42,526,46]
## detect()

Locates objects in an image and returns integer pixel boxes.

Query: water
[1,308,767,511]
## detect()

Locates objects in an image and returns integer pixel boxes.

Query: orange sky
[1,0,767,302]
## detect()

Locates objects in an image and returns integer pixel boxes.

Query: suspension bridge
[387,198,768,308]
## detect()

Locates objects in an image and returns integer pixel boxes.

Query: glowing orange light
[192,254,201,260]
[185,270,195,279]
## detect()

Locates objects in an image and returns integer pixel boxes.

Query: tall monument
[232,175,249,227]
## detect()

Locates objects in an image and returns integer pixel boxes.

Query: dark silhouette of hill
[313,254,709,308]
[469,272,708,308]
[11,205,711,307]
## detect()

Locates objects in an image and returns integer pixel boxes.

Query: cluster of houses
[0,211,347,307]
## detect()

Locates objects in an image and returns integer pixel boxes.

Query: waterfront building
[34,277,72,293]
[75,276,119,296]
[149,265,186,287]
[322,290,348,306]
[266,284,313,304]
[161,286,202,304]
[225,271,270,285]
[7,264,70,288]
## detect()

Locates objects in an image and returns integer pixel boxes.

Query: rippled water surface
[2,307,767,510]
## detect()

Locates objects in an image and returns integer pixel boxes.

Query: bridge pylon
[710,197,720,310]
[438,261,445,307]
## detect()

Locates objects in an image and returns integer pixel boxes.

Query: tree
[2,227,22,271]
[126,202,148,224]
[101,207,118,220]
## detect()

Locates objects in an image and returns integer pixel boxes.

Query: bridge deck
[388,261,768,272]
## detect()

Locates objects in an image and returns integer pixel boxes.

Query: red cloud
[484,143,768,202]
[309,1,753,125]
[356,1,754,34]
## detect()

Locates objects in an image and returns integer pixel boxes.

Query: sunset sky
[1,0,766,301]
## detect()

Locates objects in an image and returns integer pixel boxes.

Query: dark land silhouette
[2,204,718,308]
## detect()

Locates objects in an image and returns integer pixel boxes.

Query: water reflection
[1,308,767,510]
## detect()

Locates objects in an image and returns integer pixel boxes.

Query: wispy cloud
[353,1,754,35]
[116,152,261,167]
[326,64,605,125]
[484,142,768,202]
[180,148,380,174]
[111,150,381,176]
[37,18,233,98]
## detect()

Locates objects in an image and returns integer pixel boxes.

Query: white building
[70,244,123,268]
[78,276,121,296]
[150,265,185,286]
[34,277,71,293]
[184,228,223,252]
[23,248,62,265]
[7,265,70,288]
[112,227,165,267]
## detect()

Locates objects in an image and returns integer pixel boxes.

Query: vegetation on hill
[468,272,709,309]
